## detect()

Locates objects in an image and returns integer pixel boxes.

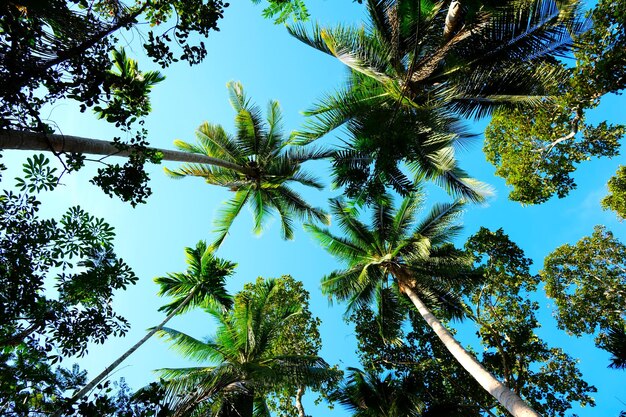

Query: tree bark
[295,386,307,417]
[0,129,253,175]
[58,286,200,413]
[398,282,541,417]
[443,1,463,41]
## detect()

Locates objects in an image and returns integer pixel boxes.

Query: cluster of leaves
[0,0,222,205]
[484,103,622,204]
[601,165,626,220]
[484,0,626,204]
[91,129,164,207]
[0,154,139,413]
[542,226,626,349]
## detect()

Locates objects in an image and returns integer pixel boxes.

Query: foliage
[601,165,626,220]
[0,155,138,414]
[290,0,582,202]
[542,226,626,350]
[155,241,236,315]
[484,0,626,204]
[165,82,330,248]
[239,276,340,417]
[307,191,473,321]
[0,0,205,203]
[155,277,338,417]
[484,100,622,205]
[349,305,490,416]
[465,228,596,416]
[604,322,626,370]
[330,368,424,417]
[254,0,310,23]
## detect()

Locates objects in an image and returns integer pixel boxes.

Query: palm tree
[164,81,330,249]
[63,241,236,408]
[154,278,337,417]
[332,368,424,417]
[604,322,626,370]
[306,192,542,417]
[288,0,582,201]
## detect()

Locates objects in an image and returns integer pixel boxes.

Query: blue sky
[3,0,625,415]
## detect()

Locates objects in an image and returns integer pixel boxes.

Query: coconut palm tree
[306,192,542,417]
[604,322,626,370]
[288,0,582,202]
[154,278,337,417]
[63,241,235,409]
[165,81,330,249]
[332,368,425,417]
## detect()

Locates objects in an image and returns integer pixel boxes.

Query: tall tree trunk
[398,283,541,417]
[0,130,253,175]
[295,386,307,417]
[58,286,200,414]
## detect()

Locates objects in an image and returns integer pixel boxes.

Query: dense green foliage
[0,155,139,414]
[289,0,582,203]
[155,277,337,417]
[465,228,595,416]
[602,165,626,220]
[484,0,626,204]
[2,0,626,416]
[542,226,626,353]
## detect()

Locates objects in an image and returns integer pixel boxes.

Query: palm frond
[212,189,252,250]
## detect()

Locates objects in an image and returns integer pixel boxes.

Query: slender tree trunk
[295,386,307,417]
[58,286,200,413]
[0,130,253,174]
[398,283,541,417]
[443,0,463,41]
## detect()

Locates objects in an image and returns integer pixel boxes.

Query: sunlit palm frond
[212,189,252,250]
[156,327,224,363]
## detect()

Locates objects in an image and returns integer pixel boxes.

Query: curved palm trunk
[58,286,200,413]
[0,130,252,174]
[399,284,541,417]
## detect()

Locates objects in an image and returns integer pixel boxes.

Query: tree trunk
[398,283,541,417]
[58,286,200,413]
[443,0,463,41]
[295,386,307,417]
[0,130,252,174]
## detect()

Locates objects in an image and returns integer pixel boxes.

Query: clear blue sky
[3,0,625,415]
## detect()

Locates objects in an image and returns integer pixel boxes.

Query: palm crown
[307,192,542,416]
[289,0,582,202]
[166,82,330,249]
[155,279,336,417]
[307,192,472,318]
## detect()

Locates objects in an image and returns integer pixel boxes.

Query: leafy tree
[602,165,626,220]
[155,277,338,417]
[307,192,542,417]
[165,82,330,249]
[289,0,582,202]
[0,154,138,414]
[542,226,626,355]
[465,228,596,416]
[239,276,340,417]
[483,0,626,204]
